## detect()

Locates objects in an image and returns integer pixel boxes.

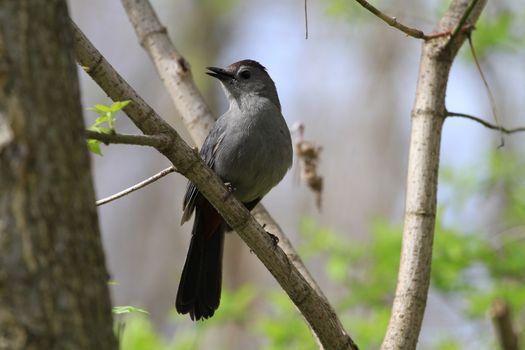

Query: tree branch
[73,26,170,138]
[73,21,357,350]
[445,0,480,49]
[447,112,525,135]
[119,1,346,347]
[490,299,520,350]
[85,130,171,148]
[120,0,215,144]
[381,1,487,349]
[353,0,429,40]
[96,166,176,206]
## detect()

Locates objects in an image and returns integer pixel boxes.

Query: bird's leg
[249,231,278,254]
[265,231,279,247]
[222,182,236,201]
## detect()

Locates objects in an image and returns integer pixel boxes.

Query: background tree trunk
[0,1,116,349]
[381,0,487,348]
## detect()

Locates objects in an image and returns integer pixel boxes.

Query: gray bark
[0,1,116,349]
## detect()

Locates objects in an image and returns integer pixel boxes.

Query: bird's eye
[239,70,251,80]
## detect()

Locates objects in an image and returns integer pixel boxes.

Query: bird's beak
[206,67,235,81]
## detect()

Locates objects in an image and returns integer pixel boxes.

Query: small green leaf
[110,100,130,112]
[112,305,149,315]
[87,100,129,135]
[107,112,116,130]
[95,115,109,125]
[93,104,112,112]
[87,106,107,114]
[87,139,102,155]
[87,125,112,134]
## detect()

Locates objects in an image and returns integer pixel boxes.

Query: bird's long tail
[176,199,224,321]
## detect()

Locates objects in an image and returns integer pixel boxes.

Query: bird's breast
[213,113,292,203]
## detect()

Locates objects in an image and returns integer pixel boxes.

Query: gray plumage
[176,60,292,320]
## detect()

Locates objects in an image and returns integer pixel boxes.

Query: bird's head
[206,59,281,110]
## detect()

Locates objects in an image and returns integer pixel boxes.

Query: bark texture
[381,1,487,349]
[0,1,116,349]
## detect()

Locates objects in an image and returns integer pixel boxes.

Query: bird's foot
[222,182,236,201]
[266,231,279,247]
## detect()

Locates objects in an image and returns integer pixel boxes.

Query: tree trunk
[0,1,116,349]
[381,0,487,349]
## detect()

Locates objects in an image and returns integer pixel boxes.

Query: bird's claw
[266,231,279,247]
[222,182,236,201]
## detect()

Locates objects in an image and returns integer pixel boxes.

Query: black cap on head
[227,59,267,73]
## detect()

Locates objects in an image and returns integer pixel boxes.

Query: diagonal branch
[120,2,342,346]
[119,0,215,144]
[447,112,525,135]
[96,166,176,206]
[73,22,357,350]
[353,0,429,39]
[119,0,339,346]
[85,130,171,148]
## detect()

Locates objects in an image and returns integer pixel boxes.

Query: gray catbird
[175,60,293,320]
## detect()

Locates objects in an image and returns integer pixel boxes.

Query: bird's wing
[181,125,226,224]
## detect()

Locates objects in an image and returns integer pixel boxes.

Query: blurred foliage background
[69,0,525,348]
[116,150,525,349]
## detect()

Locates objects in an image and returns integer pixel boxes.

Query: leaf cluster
[86,100,130,155]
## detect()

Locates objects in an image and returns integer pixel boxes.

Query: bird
[175,59,293,321]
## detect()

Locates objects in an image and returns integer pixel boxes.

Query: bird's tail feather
[176,200,224,321]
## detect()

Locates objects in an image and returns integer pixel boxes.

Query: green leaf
[112,305,149,315]
[94,115,109,125]
[93,103,112,112]
[87,125,112,134]
[87,101,130,135]
[110,100,131,112]
[87,139,102,156]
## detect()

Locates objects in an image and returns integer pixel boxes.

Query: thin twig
[353,0,429,40]
[447,112,525,134]
[97,165,177,206]
[304,0,308,40]
[445,0,480,49]
[467,35,505,147]
[85,130,171,148]
[96,166,176,206]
